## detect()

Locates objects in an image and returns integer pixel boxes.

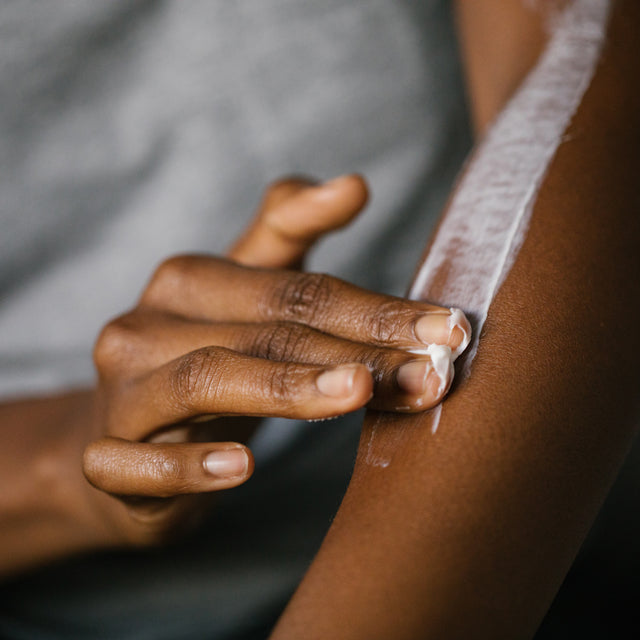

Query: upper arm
[270,2,640,638]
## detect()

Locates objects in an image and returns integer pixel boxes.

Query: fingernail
[414,308,471,359]
[204,448,248,478]
[396,360,429,395]
[447,308,472,359]
[316,365,358,397]
[414,313,452,346]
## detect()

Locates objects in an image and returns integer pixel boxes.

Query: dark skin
[2,3,637,638]
[269,1,640,638]
[0,175,468,577]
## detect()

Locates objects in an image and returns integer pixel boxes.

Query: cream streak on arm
[270,3,640,636]
[366,0,611,460]
[409,0,611,389]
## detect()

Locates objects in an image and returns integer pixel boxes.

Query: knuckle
[267,272,333,324]
[266,177,294,199]
[264,176,311,203]
[265,361,304,405]
[363,301,411,345]
[147,453,189,488]
[93,313,140,373]
[172,348,224,408]
[142,255,194,305]
[245,321,309,362]
[359,348,395,384]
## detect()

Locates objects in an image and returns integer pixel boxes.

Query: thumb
[83,437,254,498]
[227,174,369,269]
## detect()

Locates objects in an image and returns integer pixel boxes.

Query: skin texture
[269,1,640,638]
[0,175,468,577]
[1,3,636,638]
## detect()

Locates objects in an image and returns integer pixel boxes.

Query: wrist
[0,390,122,577]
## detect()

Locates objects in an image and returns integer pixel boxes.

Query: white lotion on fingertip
[426,344,453,396]
[447,307,471,359]
[409,0,610,382]
[409,307,469,361]
[405,344,454,394]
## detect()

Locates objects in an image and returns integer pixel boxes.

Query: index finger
[140,257,471,356]
[227,175,368,269]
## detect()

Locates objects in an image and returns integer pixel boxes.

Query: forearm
[271,1,640,637]
[0,391,114,577]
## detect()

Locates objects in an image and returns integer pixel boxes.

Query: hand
[81,175,471,546]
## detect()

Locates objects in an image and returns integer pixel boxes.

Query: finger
[106,314,453,412]
[83,437,254,498]
[140,257,471,357]
[227,174,369,268]
[223,321,455,412]
[110,347,373,440]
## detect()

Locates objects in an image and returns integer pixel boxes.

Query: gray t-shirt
[0,1,471,638]
[2,3,638,639]
[0,0,469,399]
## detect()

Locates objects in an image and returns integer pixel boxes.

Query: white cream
[409,308,470,362]
[430,403,443,435]
[425,344,454,396]
[367,0,610,463]
[405,343,454,398]
[409,0,610,383]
